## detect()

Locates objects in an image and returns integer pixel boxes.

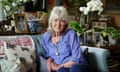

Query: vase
[27,19,42,33]
[79,14,85,25]
[79,14,89,30]
[108,36,116,45]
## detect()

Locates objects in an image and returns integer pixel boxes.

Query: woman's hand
[63,61,75,68]
[46,58,75,71]
[50,61,75,71]
[51,62,60,71]
[46,57,61,71]
[46,57,53,72]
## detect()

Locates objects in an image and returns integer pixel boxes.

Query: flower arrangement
[79,0,103,15]
[1,0,31,17]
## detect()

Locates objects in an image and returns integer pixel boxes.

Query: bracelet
[60,64,64,67]
[58,64,64,69]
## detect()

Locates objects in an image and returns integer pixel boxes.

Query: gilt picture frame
[14,14,28,33]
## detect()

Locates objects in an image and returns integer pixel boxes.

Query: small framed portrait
[92,21,107,29]
[14,14,28,33]
[92,32,101,43]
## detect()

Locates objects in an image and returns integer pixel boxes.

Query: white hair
[47,6,69,34]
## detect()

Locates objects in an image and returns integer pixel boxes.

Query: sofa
[0,34,110,72]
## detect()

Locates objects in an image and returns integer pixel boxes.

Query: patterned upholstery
[0,35,36,72]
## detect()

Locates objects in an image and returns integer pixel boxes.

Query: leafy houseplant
[101,27,120,39]
[70,21,84,35]
[71,21,120,46]
[1,0,31,17]
[100,27,120,45]
[71,21,94,46]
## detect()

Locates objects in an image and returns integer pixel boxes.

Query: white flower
[19,0,23,1]
[79,7,86,12]
[23,0,28,2]
[12,2,16,7]
[2,0,30,16]
[4,25,8,28]
[79,7,90,15]
[5,6,10,11]
[79,0,103,15]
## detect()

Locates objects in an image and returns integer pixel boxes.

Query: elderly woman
[41,6,90,72]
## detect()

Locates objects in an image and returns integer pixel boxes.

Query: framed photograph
[80,32,101,46]
[14,14,28,33]
[92,32,101,43]
[103,0,120,14]
[91,21,107,29]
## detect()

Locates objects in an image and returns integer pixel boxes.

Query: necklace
[55,45,59,56]
[53,35,60,56]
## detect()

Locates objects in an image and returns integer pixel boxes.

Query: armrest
[81,46,110,72]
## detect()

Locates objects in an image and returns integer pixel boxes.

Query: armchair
[32,35,110,72]
[39,46,110,72]
[81,46,110,72]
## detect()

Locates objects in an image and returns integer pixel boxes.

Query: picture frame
[103,0,120,14]
[91,21,107,29]
[14,14,28,33]
[80,32,101,46]
[92,32,101,44]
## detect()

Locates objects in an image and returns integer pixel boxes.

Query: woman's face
[51,18,66,33]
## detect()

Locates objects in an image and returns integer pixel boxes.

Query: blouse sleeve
[41,34,50,58]
[69,30,84,63]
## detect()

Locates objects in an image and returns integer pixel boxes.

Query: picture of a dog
[21,47,29,52]
[20,57,26,64]
[7,43,15,50]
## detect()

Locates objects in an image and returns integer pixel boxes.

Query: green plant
[101,27,120,39]
[70,21,84,35]
[71,21,93,35]
[1,0,31,17]
[71,20,120,40]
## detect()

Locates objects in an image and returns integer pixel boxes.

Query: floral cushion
[0,40,6,59]
[0,59,26,72]
[4,36,36,72]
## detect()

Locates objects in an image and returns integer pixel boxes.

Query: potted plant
[1,0,31,17]
[101,27,120,39]
[70,21,84,35]
[101,27,120,45]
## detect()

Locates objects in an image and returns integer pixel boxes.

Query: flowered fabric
[0,40,6,59]
[0,35,36,72]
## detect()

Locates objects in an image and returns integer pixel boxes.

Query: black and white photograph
[14,14,28,33]
[92,21,107,29]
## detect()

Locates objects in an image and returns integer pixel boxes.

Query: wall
[111,15,120,28]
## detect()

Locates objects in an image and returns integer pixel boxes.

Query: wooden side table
[107,45,120,72]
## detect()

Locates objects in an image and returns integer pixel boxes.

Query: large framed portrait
[14,14,28,33]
